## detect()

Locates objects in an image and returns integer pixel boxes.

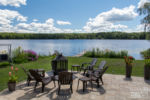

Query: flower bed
[12,47,38,64]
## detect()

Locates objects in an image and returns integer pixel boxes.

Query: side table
[77,76,93,92]
[71,65,81,72]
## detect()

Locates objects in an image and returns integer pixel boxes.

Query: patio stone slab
[0,73,150,100]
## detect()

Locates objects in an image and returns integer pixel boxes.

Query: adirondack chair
[21,67,45,86]
[29,69,55,92]
[91,66,108,87]
[93,61,106,72]
[80,58,97,75]
[58,72,73,94]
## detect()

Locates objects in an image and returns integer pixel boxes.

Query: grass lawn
[0,56,145,91]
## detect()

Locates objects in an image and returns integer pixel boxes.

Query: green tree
[138,2,150,32]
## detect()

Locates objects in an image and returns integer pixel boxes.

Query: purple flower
[24,50,38,61]
[32,58,34,61]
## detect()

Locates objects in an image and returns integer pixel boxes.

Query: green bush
[0,61,10,67]
[140,48,150,59]
[12,47,28,64]
[12,47,39,64]
[83,48,128,58]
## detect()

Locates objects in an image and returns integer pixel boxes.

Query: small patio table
[71,65,81,72]
[77,76,93,92]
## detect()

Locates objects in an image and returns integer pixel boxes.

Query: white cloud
[135,24,145,32]
[15,18,57,33]
[0,0,26,7]
[0,9,27,32]
[0,5,141,33]
[57,20,71,25]
[14,19,82,33]
[122,24,145,32]
[15,18,76,33]
[102,5,137,22]
[138,0,150,8]
[33,19,38,22]
[0,9,27,25]
[0,9,78,33]
[83,5,137,32]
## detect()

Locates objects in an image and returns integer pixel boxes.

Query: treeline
[0,32,149,39]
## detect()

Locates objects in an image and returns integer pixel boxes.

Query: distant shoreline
[0,32,149,40]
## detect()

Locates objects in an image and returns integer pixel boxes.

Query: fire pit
[51,54,68,75]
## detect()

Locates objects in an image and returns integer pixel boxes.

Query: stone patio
[0,72,150,100]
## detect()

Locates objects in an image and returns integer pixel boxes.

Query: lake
[0,40,150,60]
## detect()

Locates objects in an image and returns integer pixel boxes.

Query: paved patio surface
[0,72,150,100]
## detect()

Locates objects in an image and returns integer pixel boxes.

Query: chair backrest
[91,58,97,66]
[58,72,73,85]
[89,58,97,70]
[100,66,108,77]
[21,66,34,79]
[98,61,106,70]
[29,69,43,82]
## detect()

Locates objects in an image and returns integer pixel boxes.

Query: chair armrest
[81,62,91,68]
[37,69,45,72]
[82,62,90,65]
[36,69,45,77]
[93,69,102,72]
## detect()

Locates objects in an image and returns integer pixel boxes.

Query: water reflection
[0,39,149,60]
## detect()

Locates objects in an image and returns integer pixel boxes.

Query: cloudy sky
[0,0,149,33]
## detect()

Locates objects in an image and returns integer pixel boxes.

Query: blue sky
[0,0,149,33]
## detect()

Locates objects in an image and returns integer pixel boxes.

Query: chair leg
[100,77,104,85]
[80,68,82,72]
[83,69,86,75]
[42,84,45,92]
[90,80,93,90]
[34,81,38,91]
[83,81,85,92]
[58,85,61,94]
[86,82,87,88]
[27,79,30,86]
[77,79,80,90]
[70,84,73,93]
[97,80,100,88]
[53,80,56,87]
[27,77,31,86]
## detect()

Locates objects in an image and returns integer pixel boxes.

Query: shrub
[0,61,10,67]
[24,50,38,61]
[12,47,38,64]
[83,48,128,58]
[12,47,28,63]
[140,48,150,59]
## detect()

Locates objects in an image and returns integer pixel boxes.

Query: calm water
[0,39,150,60]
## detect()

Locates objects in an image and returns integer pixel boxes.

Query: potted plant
[8,66,18,91]
[124,56,135,78]
[144,57,150,80]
